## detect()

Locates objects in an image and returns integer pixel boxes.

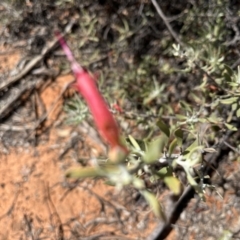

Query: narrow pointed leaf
[141,190,166,220]
[157,119,170,137]
[220,97,238,105]
[169,138,178,156]
[65,167,103,179]
[164,176,182,195]
[224,123,237,131]
[143,135,168,164]
[174,128,183,146]
[236,107,240,118]
[128,135,141,151]
[158,167,182,195]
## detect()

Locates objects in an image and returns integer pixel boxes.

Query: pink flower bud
[56,32,128,158]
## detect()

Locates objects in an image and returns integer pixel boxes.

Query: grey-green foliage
[64,0,240,217]
[64,94,89,125]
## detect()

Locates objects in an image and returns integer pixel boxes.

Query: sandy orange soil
[0,50,156,239]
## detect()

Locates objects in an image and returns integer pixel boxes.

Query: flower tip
[55,32,76,64]
[108,145,129,163]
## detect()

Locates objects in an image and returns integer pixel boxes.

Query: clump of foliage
[63,0,240,219]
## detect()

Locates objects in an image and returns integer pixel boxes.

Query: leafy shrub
[63,0,240,219]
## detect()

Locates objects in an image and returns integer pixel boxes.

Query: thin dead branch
[0,19,76,92]
[0,78,43,119]
[30,79,75,132]
[58,131,81,160]
[151,0,184,47]
[79,184,126,233]
[0,188,19,221]
[45,182,64,240]
[23,214,35,240]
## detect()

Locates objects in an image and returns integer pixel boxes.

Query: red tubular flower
[56,33,128,161]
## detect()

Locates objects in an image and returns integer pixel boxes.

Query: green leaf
[182,140,203,165]
[224,123,237,131]
[222,64,233,83]
[235,65,240,84]
[185,170,205,200]
[65,167,103,179]
[164,176,182,195]
[179,101,192,112]
[157,119,170,137]
[220,97,238,105]
[223,72,232,82]
[183,140,198,156]
[174,128,183,146]
[207,115,222,124]
[176,114,187,120]
[158,167,182,195]
[188,145,204,162]
[232,102,238,111]
[128,135,141,151]
[223,64,234,76]
[132,177,145,189]
[169,138,178,156]
[140,190,166,220]
[143,135,168,164]
[218,230,233,240]
[236,108,240,118]
[158,167,168,176]
[104,180,116,186]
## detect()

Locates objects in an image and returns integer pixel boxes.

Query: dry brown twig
[0,19,76,92]
[0,188,20,221]
[0,19,77,122]
[31,79,75,131]
[45,182,64,240]
[151,0,185,47]
[23,214,35,240]
[0,78,43,119]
